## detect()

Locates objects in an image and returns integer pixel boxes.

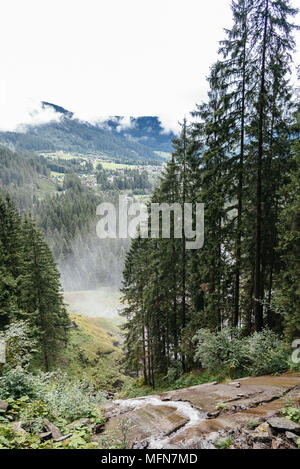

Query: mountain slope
[0,102,174,162]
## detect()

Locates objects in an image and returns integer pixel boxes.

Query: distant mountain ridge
[0,102,175,162]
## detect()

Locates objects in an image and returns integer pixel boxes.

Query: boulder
[0,400,8,413]
[207,411,220,419]
[12,421,26,434]
[249,431,271,444]
[67,417,91,430]
[285,431,299,445]
[43,418,62,439]
[228,382,240,388]
[39,431,52,441]
[267,417,300,435]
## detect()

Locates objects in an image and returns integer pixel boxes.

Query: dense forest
[35,175,130,290]
[0,195,70,370]
[121,0,300,386]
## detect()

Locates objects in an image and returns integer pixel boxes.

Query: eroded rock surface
[100,372,300,449]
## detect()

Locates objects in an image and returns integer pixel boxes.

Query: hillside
[55,313,128,392]
[0,145,58,210]
[0,102,174,163]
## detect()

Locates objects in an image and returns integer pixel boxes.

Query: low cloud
[157,113,181,135]
[0,88,180,137]
[0,94,63,132]
[115,116,136,132]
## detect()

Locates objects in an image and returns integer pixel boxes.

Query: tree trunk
[254,0,269,332]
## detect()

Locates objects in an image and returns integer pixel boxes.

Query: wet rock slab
[100,372,300,449]
[100,403,189,446]
[158,373,300,414]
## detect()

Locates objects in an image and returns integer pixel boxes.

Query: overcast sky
[0,0,300,133]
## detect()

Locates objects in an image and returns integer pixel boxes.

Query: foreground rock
[268,417,300,434]
[43,419,62,440]
[0,401,8,413]
[99,372,300,449]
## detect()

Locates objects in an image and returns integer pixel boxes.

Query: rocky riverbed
[97,372,300,449]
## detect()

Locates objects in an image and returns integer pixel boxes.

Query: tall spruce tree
[248,0,298,330]
[20,216,70,370]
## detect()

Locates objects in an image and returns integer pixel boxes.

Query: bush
[166,360,183,384]
[193,328,289,377]
[0,367,106,425]
[0,321,37,369]
[0,366,37,399]
[36,372,105,423]
[245,329,288,376]
[193,328,249,377]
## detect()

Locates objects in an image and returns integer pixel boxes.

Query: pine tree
[218,0,254,326]
[20,216,70,370]
[248,0,298,330]
[0,194,24,326]
[274,104,300,341]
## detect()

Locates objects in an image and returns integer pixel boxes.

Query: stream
[101,373,300,449]
[113,396,207,448]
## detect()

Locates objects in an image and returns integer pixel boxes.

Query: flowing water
[102,373,300,449]
[113,395,207,448]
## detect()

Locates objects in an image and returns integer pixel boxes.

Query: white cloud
[115,117,135,133]
[0,86,63,132]
[0,0,299,134]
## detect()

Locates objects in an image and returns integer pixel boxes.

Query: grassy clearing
[55,313,129,392]
[35,178,60,197]
[98,161,138,170]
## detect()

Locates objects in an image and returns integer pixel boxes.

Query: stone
[54,433,72,442]
[68,417,91,429]
[267,417,300,434]
[99,372,300,449]
[272,438,283,449]
[285,431,299,445]
[94,422,105,434]
[207,411,220,419]
[256,422,269,432]
[249,431,271,444]
[0,400,8,413]
[228,382,240,388]
[39,431,52,441]
[253,442,268,449]
[12,421,26,434]
[43,418,62,439]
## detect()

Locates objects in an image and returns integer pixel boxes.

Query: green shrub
[0,321,38,369]
[216,402,228,411]
[214,437,233,449]
[166,360,183,384]
[248,420,259,430]
[193,328,288,377]
[35,372,105,423]
[280,406,300,423]
[245,329,288,376]
[0,366,37,399]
